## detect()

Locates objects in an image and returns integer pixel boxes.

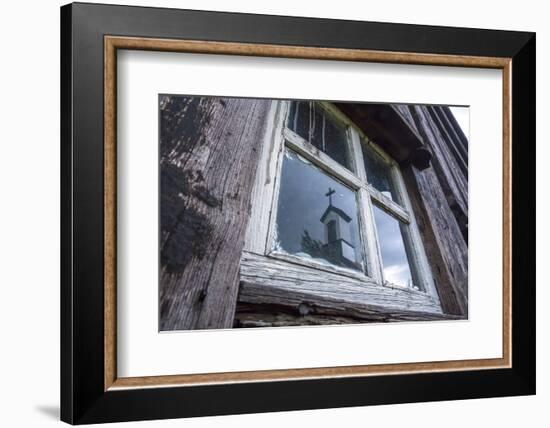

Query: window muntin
[286,101,353,170]
[361,144,400,202]
[269,100,432,293]
[272,149,364,272]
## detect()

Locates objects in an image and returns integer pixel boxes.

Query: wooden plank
[235,306,376,327]
[442,107,469,156]
[392,104,421,137]
[265,250,371,282]
[391,166,440,302]
[238,252,444,321]
[348,129,383,282]
[408,105,469,239]
[243,101,287,254]
[159,96,271,330]
[402,165,468,315]
[234,301,460,327]
[430,106,468,175]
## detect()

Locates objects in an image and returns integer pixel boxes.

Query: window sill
[238,251,454,326]
[267,250,373,283]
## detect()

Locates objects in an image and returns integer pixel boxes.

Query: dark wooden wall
[159,96,271,330]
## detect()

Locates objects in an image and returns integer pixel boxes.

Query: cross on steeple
[325,187,336,206]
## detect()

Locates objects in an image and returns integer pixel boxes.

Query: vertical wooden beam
[159,96,271,330]
[408,105,469,241]
[402,164,468,315]
[348,129,384,282]
[104,31,117,390]
[243,101,286,254]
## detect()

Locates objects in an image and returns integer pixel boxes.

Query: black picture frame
[61,2,535,424]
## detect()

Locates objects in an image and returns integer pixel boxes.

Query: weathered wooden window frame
[242,100,443,318]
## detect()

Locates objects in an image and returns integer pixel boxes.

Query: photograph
[159,95,469,331]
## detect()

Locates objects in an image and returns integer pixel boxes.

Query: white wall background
[0,0,545,427]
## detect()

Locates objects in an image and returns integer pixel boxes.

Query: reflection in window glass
[362,145,398,201]
[273,149,364,272]
[372,205,416,289]
[287,101,353,170]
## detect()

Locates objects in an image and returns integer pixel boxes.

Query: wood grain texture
[391,162,441,301]
[234,301,460,327]
[393,104,469,314]
[238,251,443,320]
[336,103,429,168]
[402,105,469,240]
[159,96,271,330]
[235,303,372,327]
[243,101,286,254]
[402,164,468,315]
[104,37,117,390]
[393,104,421,137]
[105,36,510,68]
[349,130,384,282]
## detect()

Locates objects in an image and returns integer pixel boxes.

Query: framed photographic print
[60,2,535,424]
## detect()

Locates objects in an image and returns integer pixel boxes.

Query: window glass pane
[273,149,364,272]
[287,101,353,170]
[362,145,399,201]
[372,204,417,289]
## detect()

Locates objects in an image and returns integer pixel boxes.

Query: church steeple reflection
[277,148,364,273]
[319,187,356,266]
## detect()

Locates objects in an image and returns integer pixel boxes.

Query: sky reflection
[372,205,414,288]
